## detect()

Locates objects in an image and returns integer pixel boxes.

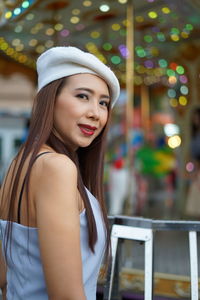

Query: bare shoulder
[32,152,77,180]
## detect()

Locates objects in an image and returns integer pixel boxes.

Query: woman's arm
[32,154,86,300]
[0,242,7,299]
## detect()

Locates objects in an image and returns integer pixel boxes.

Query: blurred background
[0,1,200,298]
[0,0,200,219]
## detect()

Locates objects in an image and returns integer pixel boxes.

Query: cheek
[101,111,109,128]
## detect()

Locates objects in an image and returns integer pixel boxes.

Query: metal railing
[103,216,200,300]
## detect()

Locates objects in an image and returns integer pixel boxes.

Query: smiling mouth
[78,124,97,136]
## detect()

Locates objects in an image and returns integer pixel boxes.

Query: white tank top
[0,188,106,300]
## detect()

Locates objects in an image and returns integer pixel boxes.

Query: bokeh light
[168,135,181,148]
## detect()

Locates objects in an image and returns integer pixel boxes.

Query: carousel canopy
[0,0,200,89]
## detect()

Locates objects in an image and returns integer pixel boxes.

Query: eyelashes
[76,93,89,100]
[76,94,109,108]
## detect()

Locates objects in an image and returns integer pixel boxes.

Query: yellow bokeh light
[18,55,27,63]
[112,24,121,31]
[168,76,177,85]
[29,39,38,47]
[168,135,181,149]
[169,98,178,107]
[135,16,144,23]
[45,40,54,48]
[122,19,130,27]
[5,11,12,19]
[171,34,180,42]
[83,0,92,7]
[72,9,80,15]
[1,42,8,51]
[16,44,24,51]
[118,0,127,3]
[181,32,189,39]
[6,48,14,56]
[179,96,187,106]
[86,42,96,51]
[54,23,63,31]
[12,39,20,46]
[148,11,158,19]
[70,16,80,24]
[45,28,55,36]
[36,45,45,54]
[162,7,170,14]
[90,31,100,39]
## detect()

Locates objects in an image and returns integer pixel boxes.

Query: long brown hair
[1,77,111,255]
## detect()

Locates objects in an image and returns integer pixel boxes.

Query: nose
[87,101,100,120]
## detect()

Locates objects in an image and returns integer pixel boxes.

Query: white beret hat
[36,46,120,107]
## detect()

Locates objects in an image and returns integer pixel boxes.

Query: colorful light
[13,8,21,15]
[135,46,146,58]
[83,1,92,7]
[180,85,188,95]
[169,62,178,70]
[54,23,63,31]
[168,76,177,85]
[179,75,188,84]
[36,45,45,54]
[60,29,70,37]
[167,69,175,77]
[168,89,176,98]
[46,28,55,36]
[179,96,187,106]
[176,66,185,74]
[111,56,121,64]
[158,59,168,68]
[148,11,158,19]
[99,4,110,12]
[70,16,80,24]
[91,31,100,38]
[162,7,171,14]
[103,43,112,51]
[112,24,121,31]
[144,35,153,43]
[72,9,80,15]
[29,39,38,47]
[168,135,181,148]
[119,44,129,58]
[186,162,194,172]
[185,24,193,31]
[169,98,178,107]
[157,32,165,42]
[144,60,154,68]
[164,123,180,137]
[136,16,144,23]
[171,34,180,42]
[22,1,30,9]
[118,0,127,3]
[5,12,12,19]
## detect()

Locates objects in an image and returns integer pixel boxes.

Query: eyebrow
[74,87,110,100]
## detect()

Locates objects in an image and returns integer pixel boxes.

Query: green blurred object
[135,145,175,177]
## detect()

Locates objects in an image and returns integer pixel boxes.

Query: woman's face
[53,73,110,150]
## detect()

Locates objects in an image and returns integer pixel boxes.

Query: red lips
[78,124,97,136]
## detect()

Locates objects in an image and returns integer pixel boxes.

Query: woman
[0,46,120,300]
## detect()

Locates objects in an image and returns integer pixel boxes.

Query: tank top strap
[17,151,52,224]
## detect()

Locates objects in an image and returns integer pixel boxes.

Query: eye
[99,100,109,108]
[76,93,89,100]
